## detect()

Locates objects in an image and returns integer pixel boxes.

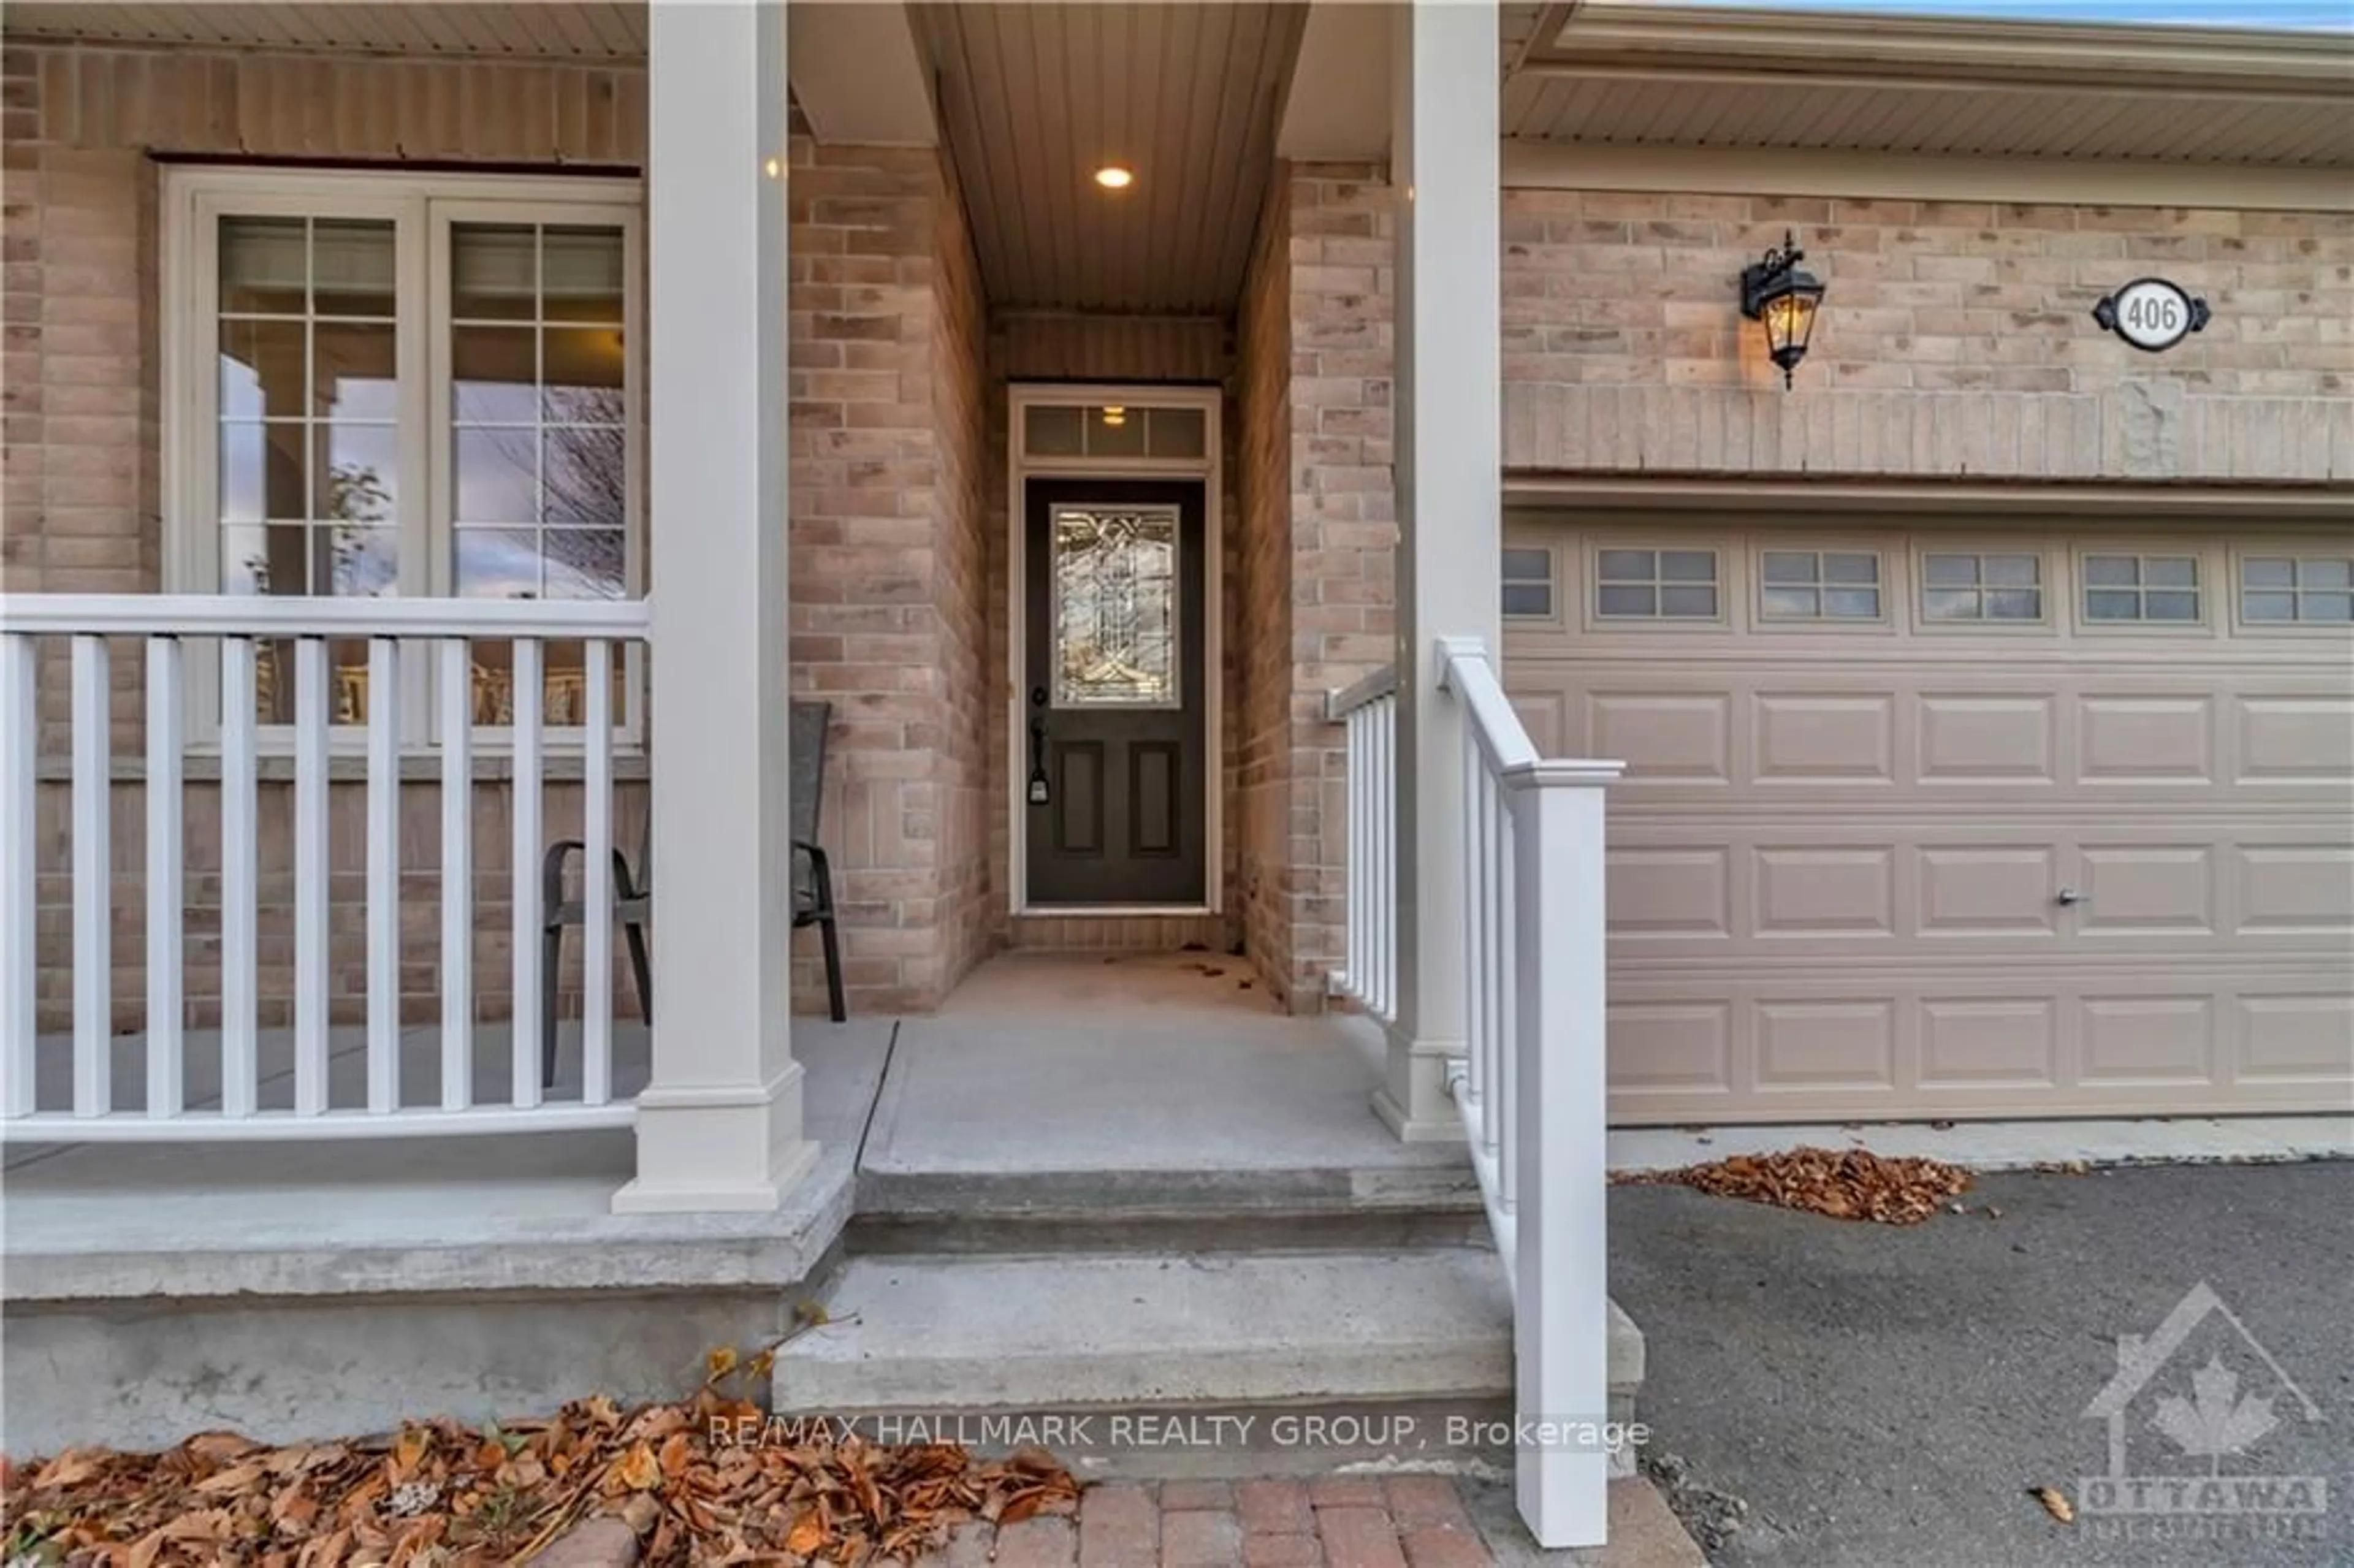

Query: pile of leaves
[1616,1145,1973,1225]
[2,1364,1078,1566]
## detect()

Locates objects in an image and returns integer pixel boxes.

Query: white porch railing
[1331,639,1623,1548]
[0,594,650,1141]
[1327,665,1400,1020]
[1438,635,1623,1549]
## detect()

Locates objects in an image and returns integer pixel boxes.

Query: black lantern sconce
[1740,229,1826,389]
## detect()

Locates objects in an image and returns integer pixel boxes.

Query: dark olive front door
[1024,478,1206,905]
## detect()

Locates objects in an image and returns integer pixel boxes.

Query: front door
[1024,478,1207,905]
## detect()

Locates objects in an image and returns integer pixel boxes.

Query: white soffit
[1,3,648,59]
[789,3,936,148]
[912,2,1309,314]
[1277,1,1392,162]
[1503,2,2354,167]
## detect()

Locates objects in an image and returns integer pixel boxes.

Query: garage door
[1501,513,2354,1124]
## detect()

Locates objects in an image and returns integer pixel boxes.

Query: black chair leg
[541,924,564,1089]
[819,916,847,1023]
[623,918,653,1024]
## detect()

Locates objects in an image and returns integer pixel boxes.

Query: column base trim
[1371,1084,1466,1144]
[611,1134,821,1216]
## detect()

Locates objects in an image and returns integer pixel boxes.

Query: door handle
[1028,718,1050,805]
[2055,887,2084,907]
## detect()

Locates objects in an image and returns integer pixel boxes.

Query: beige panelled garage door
[1503,513,2354,1124]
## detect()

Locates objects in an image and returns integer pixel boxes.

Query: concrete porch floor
[2,951,1492,1457]
[2,951,1469,1302]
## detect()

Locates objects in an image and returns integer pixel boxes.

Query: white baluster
[1496,774,1518,1212]
[145,636,185,1119]
[509,637,544,1110]
[1462,733,1485,1120]
[365,637,402,1113]
[439,638,473,1109]
[219,638,259,1118]
[581,641,613,1107]
[292,637,330,1116]
[1,634,37,1116]
[70,634,109,1117]
[1346,710,1363,1000]
[1374,692,1384,1012]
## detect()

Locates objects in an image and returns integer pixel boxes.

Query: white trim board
[1004,382,1225,919]
[1503,476,2354,520]
[1500,141,2354,215]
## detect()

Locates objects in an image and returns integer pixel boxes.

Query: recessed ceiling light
[1093,165,1135,191]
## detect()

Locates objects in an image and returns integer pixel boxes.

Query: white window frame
[1753,545,1889,627]
[2074,548,2209,633]
[1585,541,1726,628]
[1501,544,1558,622]
[1913,544,2052,633]
[162,166,644,749]
[2231,548,2354,631]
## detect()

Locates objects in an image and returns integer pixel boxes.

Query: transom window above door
[172,170,641,735]
[1023,402,1207,461]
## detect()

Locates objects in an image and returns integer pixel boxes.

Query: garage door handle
[2055,887,2084,907]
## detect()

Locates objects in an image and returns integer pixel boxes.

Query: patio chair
[541,699,845,1087]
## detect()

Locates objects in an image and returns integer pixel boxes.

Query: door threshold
[1016,905,1216,918]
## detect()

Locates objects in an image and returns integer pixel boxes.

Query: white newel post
[1382,0,1501,1140]
[614,0,818,1212]
[1509,760,1620,1549]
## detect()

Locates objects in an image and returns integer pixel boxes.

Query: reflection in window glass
[1502,547,1553,617]
[1026,405,1084,456]
[1594,546,1720,620]
[1921,552,2043,622]
[1053,505,1179,708]
[216,215,398,723]
[2241,556,2354,623]
[449,221,628,604]
[2082,554,2201,623]
[1759,549,1881,620]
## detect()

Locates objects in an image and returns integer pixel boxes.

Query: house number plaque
[2092,277,2211,353]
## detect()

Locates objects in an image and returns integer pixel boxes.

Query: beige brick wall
[932,164,994,997]
[1232,162,1400,1010]
[786,137,994,1014]
[1501,189,2354,479]
[1236,177,1295,1001]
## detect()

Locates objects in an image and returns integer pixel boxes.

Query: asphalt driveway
[1610,1160,2354,1567]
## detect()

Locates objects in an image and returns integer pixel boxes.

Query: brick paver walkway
[917,1475,1496,1568]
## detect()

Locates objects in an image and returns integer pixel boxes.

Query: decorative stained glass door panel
[1025,479,1206,905]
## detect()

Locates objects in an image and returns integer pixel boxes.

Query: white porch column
[1379,0,1501,1140]
[614,0,817,1212]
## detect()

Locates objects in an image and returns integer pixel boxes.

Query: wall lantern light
[1740,229,1826,389]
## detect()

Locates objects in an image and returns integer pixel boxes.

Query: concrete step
[847,1166,1489,1255]
[772,1249,1644,1479]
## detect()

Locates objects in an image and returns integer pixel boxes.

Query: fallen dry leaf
[2031,1485,2076,1523]
[2,1389,1080,1568]
[1615,1146,1973,1225]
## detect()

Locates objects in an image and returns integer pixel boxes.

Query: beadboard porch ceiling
[1,2,648,59]
[909,2,1310,314]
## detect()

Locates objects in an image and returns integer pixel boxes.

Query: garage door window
[2241,555,2354,624]
[1502,547,1555,618]
[1596,547,1720,620]
[2082,554,2201,625]
[1921,551,2043,624]
[1760,550,1882,622]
